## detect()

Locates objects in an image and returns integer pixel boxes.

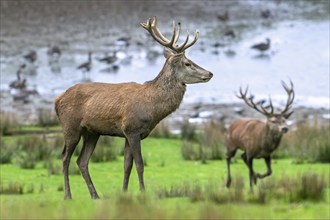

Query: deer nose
[281,127,288,133]
[208,72,213,78]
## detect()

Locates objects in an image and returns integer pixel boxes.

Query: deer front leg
[123,138,133,191]
[256,156,272,179]
[246,157,257,192]
[226,156,232,188]
[226,149,237,188]
[242,153,258,186]
[126,134,145,191]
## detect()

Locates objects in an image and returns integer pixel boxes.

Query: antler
[280,80,295,118]
[237,86,274,117]
[140,16,199,53]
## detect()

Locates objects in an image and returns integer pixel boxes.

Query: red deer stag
[55,17,213,200]
[225,81,294,192]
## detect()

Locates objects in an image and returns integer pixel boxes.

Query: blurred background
[0,0,329,127]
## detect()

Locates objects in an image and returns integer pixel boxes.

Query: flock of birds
[213,8,272,56]
[8,9,272,103]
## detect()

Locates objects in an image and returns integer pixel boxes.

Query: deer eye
[184,62,191,67]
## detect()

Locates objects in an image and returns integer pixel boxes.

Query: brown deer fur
[55,17,213,200]
[225,81,294,192]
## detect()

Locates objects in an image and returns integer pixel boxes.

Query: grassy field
[0,136,329,219]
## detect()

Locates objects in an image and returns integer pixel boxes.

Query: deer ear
[163,47,174,58]
[172,52,185,64]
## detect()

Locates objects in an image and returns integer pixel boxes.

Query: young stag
[55,17,213,200]
[225,81,295,192]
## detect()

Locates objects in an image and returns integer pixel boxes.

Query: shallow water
[1,19,328,110]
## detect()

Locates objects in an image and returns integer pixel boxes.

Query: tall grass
[0,112,19,135]
[179,118,329,164]
[37,108,59,127]
[155,172,326,204]
[279,123,330,163]
[181,120,226,161]
[91,136,121,162]
[2,133,63,168]
[149,121,172,139]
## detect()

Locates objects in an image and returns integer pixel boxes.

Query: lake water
[0,19,329,111]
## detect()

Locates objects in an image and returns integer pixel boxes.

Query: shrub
[17,135,51,158]
[45,159,62,175]
[155,182,204,200]
[181,120,226,161]
[12,135,54,169]
[295,173,325,202]
[181,141,201,160]
[199,120,226,160]
[0,138,16,164]
[180,119,198,142]
[0,112,19,135]
[0,182,24,195]
[267,172,326,203]
[91,136,119,162]
[150,121,172,138]
[208,176,245,204]
[280,123,330,163]
[37,108,59,127]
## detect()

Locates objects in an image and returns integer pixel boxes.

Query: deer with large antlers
[225,81,295,192]
[55,17,213,200]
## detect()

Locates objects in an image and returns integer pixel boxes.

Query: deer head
[140,16,213,84]
[237,80,295,134]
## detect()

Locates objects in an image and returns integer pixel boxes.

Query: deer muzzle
[202,72,213,82]
[281,127,288,133]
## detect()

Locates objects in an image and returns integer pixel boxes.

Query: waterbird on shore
[23,50,37,63]
[251,38,271,52]
[48,45,61,57]
[77,52,92,72]
[98,51,118,64]
[9,64,26,89]
[115,37,131,47]
[224,29,236,39]
[261,9,272,19]
[217,11,229,22]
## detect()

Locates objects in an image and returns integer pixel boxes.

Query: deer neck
[265,123,283,151]
[144,62,186,119]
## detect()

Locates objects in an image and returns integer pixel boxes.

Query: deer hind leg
[126,134,145,191]
[77,132,100,199]
[122,138,133,192]
[226,149,237,188]
[62,132,81,200]
[256,156,272,179]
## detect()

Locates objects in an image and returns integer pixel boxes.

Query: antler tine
[179,31,199,52]
[140,17,168,46]
[151,17,171,45]
[281,80,295,115]
[236,86,272,116]
[150,17,179,49]
[260,96,274,115]
[173,22,182,45]
[141,16,199,53]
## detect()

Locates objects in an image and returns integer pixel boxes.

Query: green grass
[1,137,329,219]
